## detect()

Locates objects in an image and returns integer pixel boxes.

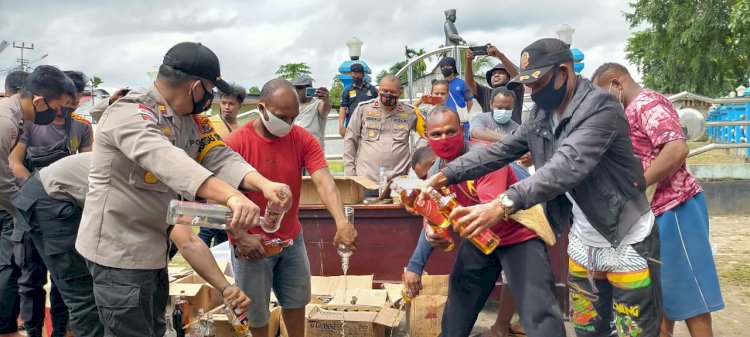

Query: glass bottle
[202,312,216,337]
[224,305,250,336]
[426,187,500,255]
[164,313,177,337]
[392,184,454,251]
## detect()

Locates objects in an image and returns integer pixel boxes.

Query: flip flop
[509,321,526,336]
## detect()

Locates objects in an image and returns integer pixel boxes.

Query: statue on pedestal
[444,9,465,46]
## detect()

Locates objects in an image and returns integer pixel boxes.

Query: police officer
[75,42,291,337]
[0,66,75,337]
[343,75,417,191]
[338,63,378,137]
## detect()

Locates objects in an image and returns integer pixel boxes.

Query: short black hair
[157,64,201,87]
[63,70,87,94]
[591,63,630,82]
[260,78,294,102]
[490,87,515,103]
[411,146,436,170]
[20,65,76,100]
[4,71,29,96]
[220,83,247,103]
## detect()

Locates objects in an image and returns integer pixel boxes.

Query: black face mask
[191,82,214,115]
[380,93,397,107]
[33,97,57,125]
[441,68,454,78]
[530,67,568,111]
[352,77,364,86]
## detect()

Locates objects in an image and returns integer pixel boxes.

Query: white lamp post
[346,37,364,60]
[556,24,575,46]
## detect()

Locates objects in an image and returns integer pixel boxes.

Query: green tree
[624,0,748,97]
[90,76,103,104]
[375,69,390,84]
[329,75,344,106]
[248,86,260,95]
[275,63,312,81]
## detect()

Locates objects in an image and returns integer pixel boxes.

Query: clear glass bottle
[202,312,216,337]
[166,200,267,230]
[337,206,355,274]
[188,308,205,337]
[261,186,291,233]
[164,313,177,337]
[378,165,387,196]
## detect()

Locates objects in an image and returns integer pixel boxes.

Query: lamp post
[556,24,584,74]
[338,37,372,92]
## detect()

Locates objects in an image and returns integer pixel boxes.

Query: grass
[720,264,750,287]
[687,141,748,165]
[328,160,345,175]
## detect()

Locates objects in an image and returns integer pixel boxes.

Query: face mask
[530,67,568,111]
[260,106,293,137]
[492,109,512,124]
[441,68,454,78]
[352,77,364,86]
[428,131,464,161]
[33,97,57,125]
[380,94,397,107]
[190,81,214,115]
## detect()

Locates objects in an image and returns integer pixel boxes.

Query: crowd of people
[0,36,724,337]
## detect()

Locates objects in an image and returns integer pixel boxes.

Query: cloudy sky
[0,0,642,92]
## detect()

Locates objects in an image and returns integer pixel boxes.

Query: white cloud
[0,0,642,90]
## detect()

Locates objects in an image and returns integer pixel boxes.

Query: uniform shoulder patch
[70,112,92,126]
[191,114,215,135]
[138,104,158,123]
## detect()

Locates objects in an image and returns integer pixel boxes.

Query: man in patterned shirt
[594,63,724,337]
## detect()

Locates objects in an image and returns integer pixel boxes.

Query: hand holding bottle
[221,285,251,311]
[450,199,505,238]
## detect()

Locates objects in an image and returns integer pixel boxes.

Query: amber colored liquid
[429,188,500,255]
[262,242,283,255]
[398,189,454,251]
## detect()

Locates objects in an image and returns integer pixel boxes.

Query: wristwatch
[496,193,516,219]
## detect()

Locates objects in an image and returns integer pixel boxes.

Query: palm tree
[91,76,103,104]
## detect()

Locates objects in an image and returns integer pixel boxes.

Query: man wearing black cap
[77,42,293,337]
[438,56,473,140]
[423,38,661,337]
[338,63,377,137]
[465,44,524,124]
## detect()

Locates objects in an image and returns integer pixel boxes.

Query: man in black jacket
[423,38,661,337]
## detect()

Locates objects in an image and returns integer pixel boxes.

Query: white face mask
[492,109,512,124]
[260,106,293,137]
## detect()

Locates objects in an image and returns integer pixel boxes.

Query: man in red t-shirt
[420,106,565,337]
[224,79,357,337]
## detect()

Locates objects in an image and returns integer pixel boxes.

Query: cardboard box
[300,176,378,205]
[305,275,402,337]
[406,275,449,337]
[192,304,281,337]
[169,274,228,328]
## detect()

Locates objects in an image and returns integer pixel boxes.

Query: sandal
[509,321,526,336]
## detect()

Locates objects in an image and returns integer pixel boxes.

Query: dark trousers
[198,227,228,248]
[440,238,566,337]
[0,210,21,334]
[13,231,70,337]
[86,261,169,337]
[10,174,103,337]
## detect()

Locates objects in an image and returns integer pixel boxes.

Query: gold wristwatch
[496,193,516,219]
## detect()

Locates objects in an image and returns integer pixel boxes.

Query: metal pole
[407,64,413,102]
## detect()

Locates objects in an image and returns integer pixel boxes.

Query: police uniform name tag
[349,90,357,98]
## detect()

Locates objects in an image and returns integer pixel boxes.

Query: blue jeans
[198,227,228,247]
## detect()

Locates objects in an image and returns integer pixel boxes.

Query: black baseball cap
[162,42,232,93]
[507,38,573,90]
[350,63,365,73]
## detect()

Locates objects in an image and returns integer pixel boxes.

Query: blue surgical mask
[492,109,512,124]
